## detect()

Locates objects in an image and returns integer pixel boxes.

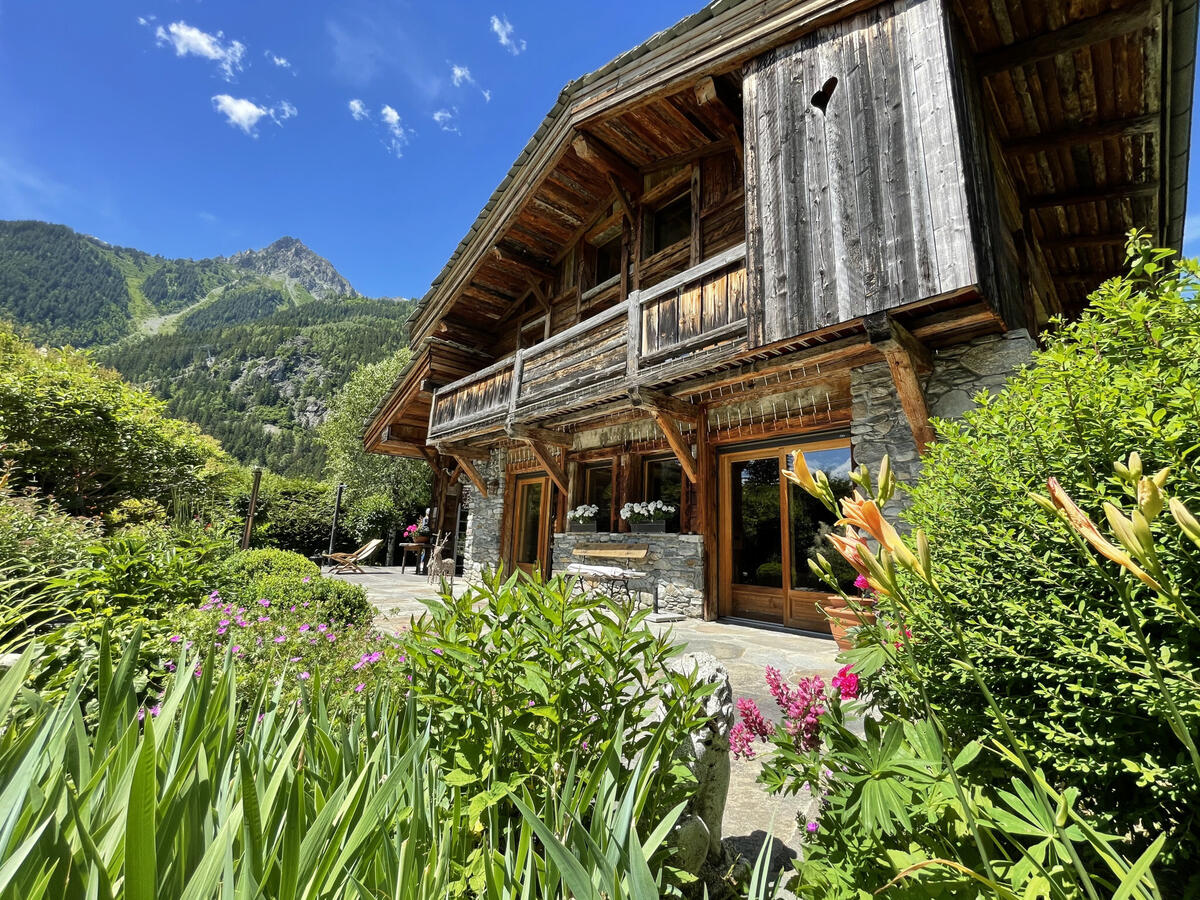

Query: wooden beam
[383,423,430,445]
[505,423,573,448]
[864,313,932,374]
[432,442,491,461]
[1027,182,1158,210]
[1037,232,1129,250]
[693,75,744,166]
[650,410,699,484]
[977,0,1159,76]
[1002,113,1159,155]
[523,440,569,494]
[491,245,555,279]
[627,385,702,422]
[607,173,637,225]
[865,313,935,453]
[452,455,489,498]
[572,132,640,194]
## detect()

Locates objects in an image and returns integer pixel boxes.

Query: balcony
[427,243,747,445]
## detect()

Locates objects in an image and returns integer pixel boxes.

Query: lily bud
[1137,477,1165,521]
[1169,497,1200,549]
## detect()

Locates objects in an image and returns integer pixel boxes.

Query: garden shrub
[219,547,320,584]
[873,236,1200,880]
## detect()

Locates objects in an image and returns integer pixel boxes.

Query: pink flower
[258,616,270,623]
[299,672,310,681]
[853,574,871,591]
[730,722,757,759]
[259,599,270,607]
[299,624,310,633]
[168,635,182,643]
[274,635,286,644]
[302,576,311,584]
[216,627,227,636]
[355,682,365,693]
[164,661,176,672]
[150,705,160,717]
[290,656,301,662]
[317,624,327,632]
[806,821,819,834]
[831,664,860,701]
[432,648,443,656]
[765,667,825,752]
[219,619,230,628]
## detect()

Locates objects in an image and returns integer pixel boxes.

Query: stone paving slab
[334,566,838,882]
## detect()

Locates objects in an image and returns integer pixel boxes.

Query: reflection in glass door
[510,474,551,576]
[719,441,853,631]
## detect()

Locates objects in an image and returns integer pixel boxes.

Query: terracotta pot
[413,534,430,544]
[821,599,877,651]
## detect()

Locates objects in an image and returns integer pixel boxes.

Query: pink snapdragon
[730,697,773,760]
[766,666,825,752]
[853,574,871,591]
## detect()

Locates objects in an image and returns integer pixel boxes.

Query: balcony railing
[427,243,747,443]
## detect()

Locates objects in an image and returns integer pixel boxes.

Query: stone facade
[552,531,705,618]
[851,328,1035,509]
[461,447,506,581]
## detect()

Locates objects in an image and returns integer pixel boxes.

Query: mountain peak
[226,237,358,300]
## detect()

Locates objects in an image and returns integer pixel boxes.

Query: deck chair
[324,538,383,574]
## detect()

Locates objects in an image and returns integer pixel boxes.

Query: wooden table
[397,542,429,574]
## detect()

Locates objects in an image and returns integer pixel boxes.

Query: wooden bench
[566,543,652,604]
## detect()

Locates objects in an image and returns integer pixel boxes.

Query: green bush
[220,547,320,584]
[875,236,1200,880]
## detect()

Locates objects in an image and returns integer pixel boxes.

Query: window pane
[515,481,542,565]
[651,195,690,254]
[595,235,621,284]
[787,447,856,592]
[643,458,682,532]
[729,456,782,587]
[584,464,613,530]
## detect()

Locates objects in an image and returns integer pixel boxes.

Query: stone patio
[334,565,841,882]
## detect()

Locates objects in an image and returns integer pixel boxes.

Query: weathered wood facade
[364,0,1194,631]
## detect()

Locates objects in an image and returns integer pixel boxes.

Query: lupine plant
[729,450,1197,897]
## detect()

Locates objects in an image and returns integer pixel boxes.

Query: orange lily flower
[827,526,872,579]
[838,492,918,569]
[783,451,819,496]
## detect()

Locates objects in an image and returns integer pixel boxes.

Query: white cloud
[271,54,291,68]
[155,21,246,81]
[136,15,156,26]
[380,104,413,156]
[489,15,525,55]
[211,95,297,136]
[348,98,369,121]
[433,107,460,133]
[450,63,474,87]
[482,88,492,103]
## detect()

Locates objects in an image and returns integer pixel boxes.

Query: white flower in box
[567,504,599,522]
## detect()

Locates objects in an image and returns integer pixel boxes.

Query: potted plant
[567,504,600,532]
[820,574,878,651]
[619,500,676,533]
[404,522,429,545]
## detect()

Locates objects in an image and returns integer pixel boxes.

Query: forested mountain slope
[0,220,415,477]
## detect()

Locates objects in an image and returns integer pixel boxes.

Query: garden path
[336,566,839,880]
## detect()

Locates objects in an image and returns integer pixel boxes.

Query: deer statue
[426,532,455,584]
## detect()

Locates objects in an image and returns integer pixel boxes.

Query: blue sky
[1,1,1199,299]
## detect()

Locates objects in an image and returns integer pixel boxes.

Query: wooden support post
[696,416,717,620]
[689,163,702,266]
[626,292,642,379]
[865,312,935,453]
[651,411,699,484]
[524,440,569,494]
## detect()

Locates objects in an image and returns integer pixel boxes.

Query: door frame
[504,471,553,577]
[717,437,849,630]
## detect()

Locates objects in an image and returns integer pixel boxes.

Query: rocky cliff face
[226,236,358,300]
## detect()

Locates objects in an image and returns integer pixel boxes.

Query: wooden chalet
[365,0,1195,632]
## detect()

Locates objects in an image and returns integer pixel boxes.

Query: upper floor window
[594,234,622,285]
[647,193,691,256]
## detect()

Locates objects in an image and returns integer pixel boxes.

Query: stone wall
[851,329,1035,510]
[461,447,506,581]
[551,531,705,618]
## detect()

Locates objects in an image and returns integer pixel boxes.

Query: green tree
[319,348,430,533]
[0,324,232,516]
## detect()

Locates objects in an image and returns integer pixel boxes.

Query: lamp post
[241,468,262,551]
[329,483,346,557]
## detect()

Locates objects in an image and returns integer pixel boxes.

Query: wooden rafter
[1002,113,1159,156]
[650,410,699,484]
[693,75,744,166]
[1027,182,1158,210]
[976,0,1159,76]
[607,173,637,224]
[491,244,555,279]
[865,313,935,454]
[571,132,640,195]
[1037,232,1129,249]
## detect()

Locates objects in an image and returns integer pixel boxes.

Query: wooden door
[718,441,853,632]
[509,474,552,577]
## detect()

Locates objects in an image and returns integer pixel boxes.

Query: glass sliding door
[509,474,551,576]
[719,440,853,631]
